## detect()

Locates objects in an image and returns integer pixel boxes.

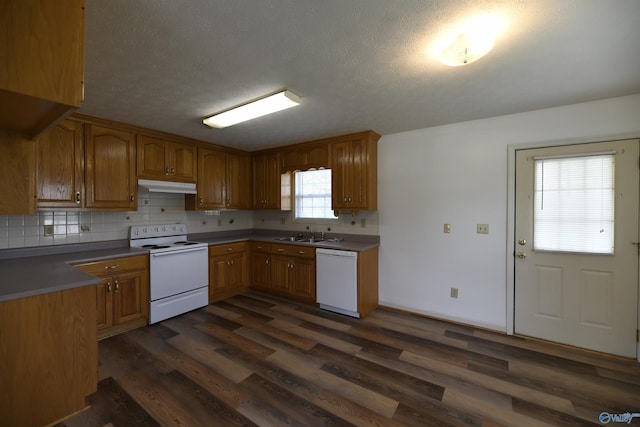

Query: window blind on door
[533,153,615,254]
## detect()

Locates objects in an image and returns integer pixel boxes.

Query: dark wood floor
[63,291,640,426]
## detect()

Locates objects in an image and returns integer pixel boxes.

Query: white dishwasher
[316,248,359,318]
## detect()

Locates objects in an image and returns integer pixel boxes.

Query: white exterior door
[514,139,639,358]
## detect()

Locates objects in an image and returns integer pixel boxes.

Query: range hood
[138,179,197,194]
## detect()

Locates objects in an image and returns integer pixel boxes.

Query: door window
[533,153,615,254]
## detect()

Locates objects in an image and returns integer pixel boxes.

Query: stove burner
[174,241,199,246]
[142,244,171,249]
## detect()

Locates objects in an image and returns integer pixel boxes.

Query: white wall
[378,93,640,332]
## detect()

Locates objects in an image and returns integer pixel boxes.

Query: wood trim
[71,113,249,155]
[357,246,379,318]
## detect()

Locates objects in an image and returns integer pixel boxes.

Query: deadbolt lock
[517,252,527,259]
[518,239,526,246]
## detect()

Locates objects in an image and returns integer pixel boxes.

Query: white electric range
[130,224,208,324]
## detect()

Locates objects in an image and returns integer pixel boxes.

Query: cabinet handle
[171,167,175,175]
[105,264,119,270]
[75,192,81,204]
[130,194,135,203]
[266,258,269,265]
[165,167,170,175]
[226,247,233,251]
[298,251,306,255]
[114,281,119,292]
[230,260,234,266]
[199,197,204,205]
[106,282,111,292]
[277,248,284,252]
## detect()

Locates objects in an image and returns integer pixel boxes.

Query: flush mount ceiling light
[203,90,301,128]
[432,14,505,67]
[438,32,494,66]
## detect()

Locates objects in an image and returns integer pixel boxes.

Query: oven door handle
[151,247,208,257]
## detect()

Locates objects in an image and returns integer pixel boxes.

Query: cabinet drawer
[74,255,148,276]
[209,241,247,257]
[271,243,315,259]
[250,241,271,253]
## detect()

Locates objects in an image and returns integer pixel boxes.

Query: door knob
[518,239,526,246]
[517,252,527,259]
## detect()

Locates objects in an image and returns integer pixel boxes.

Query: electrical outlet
[360,219,366,228]
[280,217,286,225]
[477,224,489,234]
[450,287,459,298]
[444,224,451,233]
[43,225,54,236]
[217,219,222,226]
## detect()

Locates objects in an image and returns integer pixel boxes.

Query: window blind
[294,169,335,219]
[533,153,615,254]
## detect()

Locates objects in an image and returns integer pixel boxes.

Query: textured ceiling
[79,0,640,151]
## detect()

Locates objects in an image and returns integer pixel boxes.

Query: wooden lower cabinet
[75,255,149,339]
[252,242,316,303]
[250,242,271,292]
[209,242,249,302]
[0,285,98,427]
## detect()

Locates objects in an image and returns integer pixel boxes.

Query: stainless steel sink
[296,238,325,243]
[275,236,297,241]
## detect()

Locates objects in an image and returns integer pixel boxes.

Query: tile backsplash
[0,188,379,249]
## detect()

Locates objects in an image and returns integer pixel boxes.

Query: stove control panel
[130,223,187,239]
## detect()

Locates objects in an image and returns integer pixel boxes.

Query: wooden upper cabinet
[137,135,197,183]
[84,124,137,210]
[331,131,380,211]
[36,120,84,208]
[226,152,252,209]
[280,142,329,172]
[252,152,281,209]
[0,0,85,139]
[186,148,251,210]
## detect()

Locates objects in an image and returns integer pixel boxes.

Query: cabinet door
[226,152,251,209]
[252,153,280,209]
[270,255,291,294]
[113,270,147,326]
[85,125,137,210]
[36,119,84,208]
[331,140,351,209]
[263,153,281,209]
[348,138,368,209]
[209,254,230,298]
[290,258,315,301]
[169,141,197,182]
[251,251,271,290]
[136,135,167,179]
[96,277,113,333]
[227,251,247,289]
[197,148,226,209]
[252,154,267,208]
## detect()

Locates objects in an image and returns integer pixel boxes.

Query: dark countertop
[0,229,378,303]
[0,243,148,302]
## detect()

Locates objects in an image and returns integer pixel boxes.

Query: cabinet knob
[130,194,135,203]
[75,192,81,204]
[106,282,111,292]
[199,197,204,205]
[165,167,170,175]
[114,281,120,292]
[105,264,119,270]
[171,167,175,175]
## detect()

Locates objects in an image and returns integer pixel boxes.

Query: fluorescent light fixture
[439,32,494,66]
[203,90,301,128]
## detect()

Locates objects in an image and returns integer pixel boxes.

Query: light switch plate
[444,224,451,233]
